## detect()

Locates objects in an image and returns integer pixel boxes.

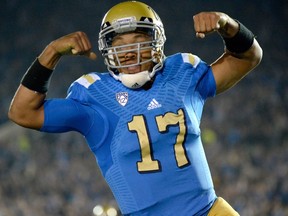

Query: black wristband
[21,58,53,93]
[223,20,255,53]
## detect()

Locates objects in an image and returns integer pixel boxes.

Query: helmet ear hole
[98,1,166,85]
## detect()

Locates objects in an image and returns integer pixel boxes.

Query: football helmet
[98,1,166,88]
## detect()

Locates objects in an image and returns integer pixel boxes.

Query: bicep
[8,85,45,129]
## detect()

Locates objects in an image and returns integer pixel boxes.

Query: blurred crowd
[0,0,287,215]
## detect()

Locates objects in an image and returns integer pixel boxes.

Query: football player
[8,1,262,215]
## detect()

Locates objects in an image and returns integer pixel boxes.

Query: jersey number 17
[128,108,191,173]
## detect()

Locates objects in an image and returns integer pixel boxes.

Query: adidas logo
[147,99,162,110]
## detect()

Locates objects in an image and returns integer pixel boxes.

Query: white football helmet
[98,1,166,88]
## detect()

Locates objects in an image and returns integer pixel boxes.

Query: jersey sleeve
[40,98,95,135]
[196,66,216,99]
[40,74,106,136]
[181,53,216,99]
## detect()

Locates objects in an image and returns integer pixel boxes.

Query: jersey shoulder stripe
[75,73,101,88]
[181,53,201,68]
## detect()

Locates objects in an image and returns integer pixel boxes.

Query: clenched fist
[193,12,238,38]
[39,31,97,69]
[49,31,97,59]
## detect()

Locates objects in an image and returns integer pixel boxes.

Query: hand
[38,31,97,69]
[193,12,230,38]
[49,31,97,60]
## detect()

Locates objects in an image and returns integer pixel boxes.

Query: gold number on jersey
[128,115,160,172]
[156,109,189,168]
[128,109,190,173]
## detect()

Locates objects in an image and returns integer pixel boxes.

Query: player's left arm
[193,12,263,94]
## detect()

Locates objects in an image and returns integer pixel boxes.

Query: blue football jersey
[41,53,217,215]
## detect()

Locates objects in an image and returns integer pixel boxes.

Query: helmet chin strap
[119,71,151,89]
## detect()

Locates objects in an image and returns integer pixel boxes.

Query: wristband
[223,20,255,53]
[21,58,53,93]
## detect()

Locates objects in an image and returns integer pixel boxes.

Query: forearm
[216,14,262,70]
[218,16,262,61]
[38,43,62,69]
[8,46,58,129]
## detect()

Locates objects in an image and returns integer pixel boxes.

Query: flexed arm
[193,12,263,94]
[8,31,97,129]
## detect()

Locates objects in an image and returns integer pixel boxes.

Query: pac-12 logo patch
[116,92,128,106]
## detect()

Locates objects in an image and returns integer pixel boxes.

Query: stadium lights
[93,204,118,216]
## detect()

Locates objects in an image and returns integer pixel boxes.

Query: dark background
[0,0,287,215]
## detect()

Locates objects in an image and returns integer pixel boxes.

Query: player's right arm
[8,31,97,129]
